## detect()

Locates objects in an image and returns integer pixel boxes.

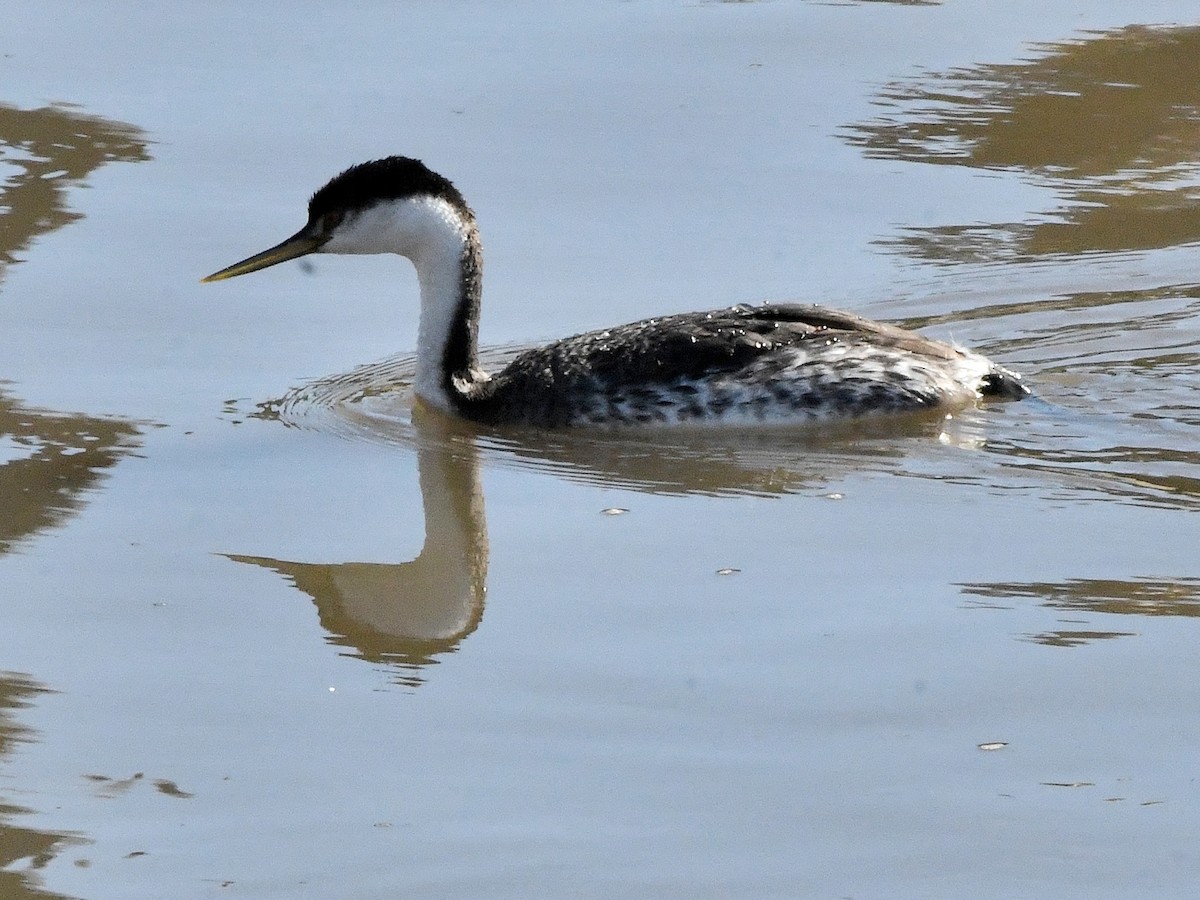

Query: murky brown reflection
[253,349,954,498]
[0,103,149,549]
[0,103,146,894]
[0,102,149,277]
[228,418,487,688]
[1024,630,1136,648]
[479,415,940,497]
[845,25,1200,262]
[0,389,141,553]
[961,576,1200,646]
[0,674,83,899]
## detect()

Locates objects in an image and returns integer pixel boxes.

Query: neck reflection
[229,422,486,687]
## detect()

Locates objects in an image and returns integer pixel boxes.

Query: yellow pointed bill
[201,229,326,283]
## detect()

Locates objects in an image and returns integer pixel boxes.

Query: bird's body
[204,156,1027,427]
[451,304,1022,427]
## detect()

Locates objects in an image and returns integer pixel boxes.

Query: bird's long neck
[405,199,485,412]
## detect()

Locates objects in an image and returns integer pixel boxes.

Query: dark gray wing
[573,303,964,382]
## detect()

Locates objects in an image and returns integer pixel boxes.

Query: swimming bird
[203,156,1027,427]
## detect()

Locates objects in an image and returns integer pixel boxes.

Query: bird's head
[202,156,474,282]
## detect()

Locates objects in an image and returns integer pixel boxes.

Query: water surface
[1,2,1199,897]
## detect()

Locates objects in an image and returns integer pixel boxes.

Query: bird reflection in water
[227,413,487,688]
[231,367,970,686]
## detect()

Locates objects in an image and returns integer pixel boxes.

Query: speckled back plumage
[455,303,1027,427]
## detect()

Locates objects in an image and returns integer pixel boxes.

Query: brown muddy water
[3,2,1200,897]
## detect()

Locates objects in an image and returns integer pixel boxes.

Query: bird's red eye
[322,211,344,231]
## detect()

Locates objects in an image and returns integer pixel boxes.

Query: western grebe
[203,156,1028,427]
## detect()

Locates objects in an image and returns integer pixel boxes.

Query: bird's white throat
[325,195,479,411]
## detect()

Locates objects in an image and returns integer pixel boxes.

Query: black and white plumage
[203,156,1028,427]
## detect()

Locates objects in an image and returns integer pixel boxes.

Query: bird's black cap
[308,156,472,221]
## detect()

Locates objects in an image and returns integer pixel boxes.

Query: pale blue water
[1,2,1199,898]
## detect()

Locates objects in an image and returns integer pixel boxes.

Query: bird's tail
[979,367,1030,400]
